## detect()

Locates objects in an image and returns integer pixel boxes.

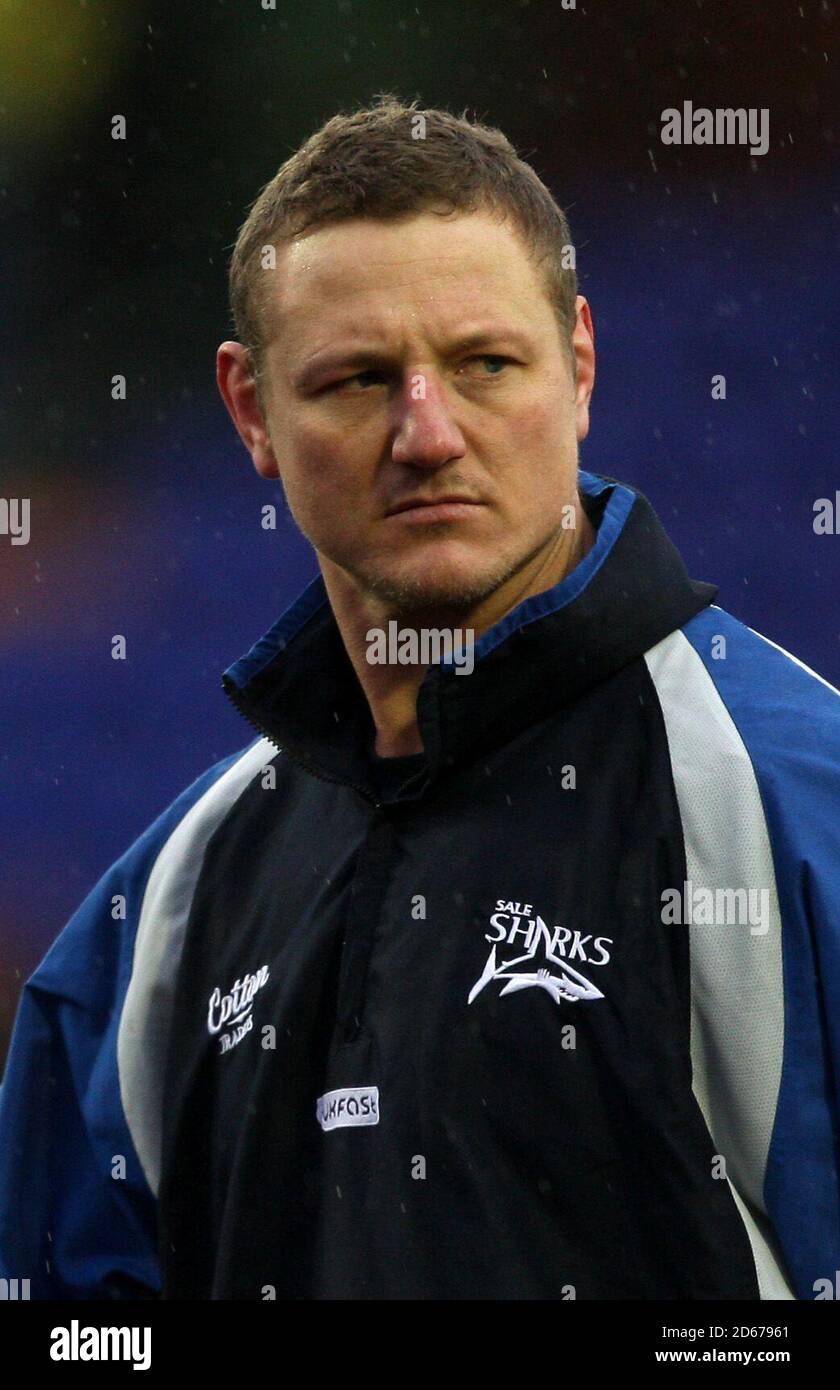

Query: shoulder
[29,735,278,1009]
[12,734,279,1206]
[643,605,840,853]
[647,604,840,747]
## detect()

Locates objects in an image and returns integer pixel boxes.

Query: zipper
[222,675,382,809]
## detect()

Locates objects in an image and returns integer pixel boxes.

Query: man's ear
[216,341,280,480]
[570,296,595,443]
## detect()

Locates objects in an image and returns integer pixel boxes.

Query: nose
[390,368,467,470]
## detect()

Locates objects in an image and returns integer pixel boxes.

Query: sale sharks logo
[468,899,613,1007]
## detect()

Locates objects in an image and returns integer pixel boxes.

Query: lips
[386,496,482,516]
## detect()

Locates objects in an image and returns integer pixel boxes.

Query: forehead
[263,209,553,351]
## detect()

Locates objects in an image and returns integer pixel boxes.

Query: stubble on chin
[350,526,571,624]
[357,560,518,620]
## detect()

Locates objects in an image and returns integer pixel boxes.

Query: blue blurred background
[1,0,838,1066]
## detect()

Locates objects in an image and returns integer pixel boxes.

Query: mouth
[385,496,485,521]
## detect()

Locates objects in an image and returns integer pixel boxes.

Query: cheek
[276,424,364,520]
[500,394,576,488]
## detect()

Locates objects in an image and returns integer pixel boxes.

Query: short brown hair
[228,93,578,395]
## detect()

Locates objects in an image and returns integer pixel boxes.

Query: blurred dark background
[1,0,838,1066]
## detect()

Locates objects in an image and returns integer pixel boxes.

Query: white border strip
[645,629,795,1299]
[118,738,277,1194]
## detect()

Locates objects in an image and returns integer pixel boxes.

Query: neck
[321,499,596,758]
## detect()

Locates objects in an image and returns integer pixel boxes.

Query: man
[1,95,838,1300]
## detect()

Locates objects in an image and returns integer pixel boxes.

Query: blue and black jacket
[1,470,839,1299]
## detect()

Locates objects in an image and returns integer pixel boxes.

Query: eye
[323,369,387,393]
[462,354,514,376]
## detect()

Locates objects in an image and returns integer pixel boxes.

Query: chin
[359,554,515,615]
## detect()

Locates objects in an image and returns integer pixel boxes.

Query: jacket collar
[222,471,717,794]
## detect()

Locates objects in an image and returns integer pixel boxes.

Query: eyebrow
[291,326,535,392]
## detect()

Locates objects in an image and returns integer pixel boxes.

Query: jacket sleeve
[0,866,162,1299]
[647,608,840,1301]
[0,742,264,1299]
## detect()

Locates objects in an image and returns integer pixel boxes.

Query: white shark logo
[468,939,604,1007]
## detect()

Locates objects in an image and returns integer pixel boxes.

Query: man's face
[230,208,594,613]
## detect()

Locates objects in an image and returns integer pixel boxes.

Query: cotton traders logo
[468,899,612,1007]
[207,964,270,1055]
